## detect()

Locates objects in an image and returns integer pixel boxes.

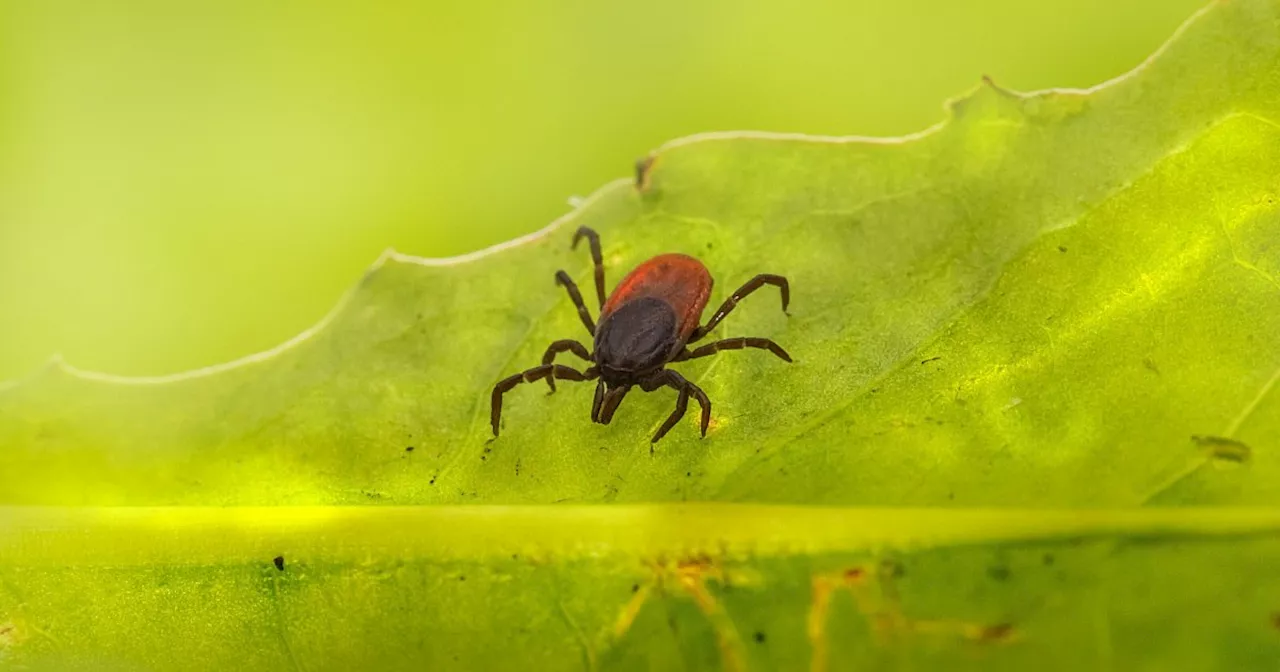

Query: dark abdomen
[594,297,678,373]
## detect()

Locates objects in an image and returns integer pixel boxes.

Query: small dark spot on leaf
[511,554,519,561]
[483,446,492,454]
[706,242,714,250]
[1270,612,1280,631]
[405,446,414,452]
[515,459,521,476]
[686,472,691,477]
[1042,553,1055,566]
[459,575,466,582]
[881,560,905,578]
[429,477,436,485]
[1058,245,1068,253]
[632,584,640,593]
[871,388,880,394]
[921,356,942,365]
[977,623,1015,643]
[948,492,955,500]
[844,567,865,582]
[667,616,679,632]
[754,631,766,644]
[480,455,487,461]
[1193,435,1251,463]
[1142,358,1160,375]
[273,556,285,571]
[987,565,1011,582]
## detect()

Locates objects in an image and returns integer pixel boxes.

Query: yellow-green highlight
[6,505,1280,566]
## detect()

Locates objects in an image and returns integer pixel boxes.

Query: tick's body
[491,227,791,444]
[595,254,711,383]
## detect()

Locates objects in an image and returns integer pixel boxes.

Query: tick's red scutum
[601,253,713,342]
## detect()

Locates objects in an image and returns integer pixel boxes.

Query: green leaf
[4,1,1280,669]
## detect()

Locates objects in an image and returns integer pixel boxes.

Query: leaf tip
[634,153,657,193]
[979,74,1018,98]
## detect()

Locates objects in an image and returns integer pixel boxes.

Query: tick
[490,226,792,444]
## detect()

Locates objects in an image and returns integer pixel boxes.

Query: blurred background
[0,0,1203,381]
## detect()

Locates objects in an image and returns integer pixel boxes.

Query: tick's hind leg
[690,274,790,342]
[540,339,592,393]
[677,337,792,363]
[555,270,596,335]
[572,226,607,309]
[651,370,711,443]
[491,364,597,436]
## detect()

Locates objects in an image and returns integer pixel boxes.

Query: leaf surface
[3,1,1280,669]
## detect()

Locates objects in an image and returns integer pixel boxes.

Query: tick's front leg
[689,274,790,342]
[539,340,592,392]
[555,270,596,335]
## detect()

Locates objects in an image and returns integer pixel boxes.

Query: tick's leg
[540,340,592,393]
[555,270,595,335]
[651,383,690,444]
[689,274,790,342]
[655,370,712,441]
[572,226,607,309]
[639,374,667,392]
[491,364,596,436]
[675,337,792,363]
[689,382,711,437]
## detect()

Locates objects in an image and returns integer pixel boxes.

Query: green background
[0,0,1201,381]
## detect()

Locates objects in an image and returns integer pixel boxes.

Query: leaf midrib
[5,504,1280,566]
